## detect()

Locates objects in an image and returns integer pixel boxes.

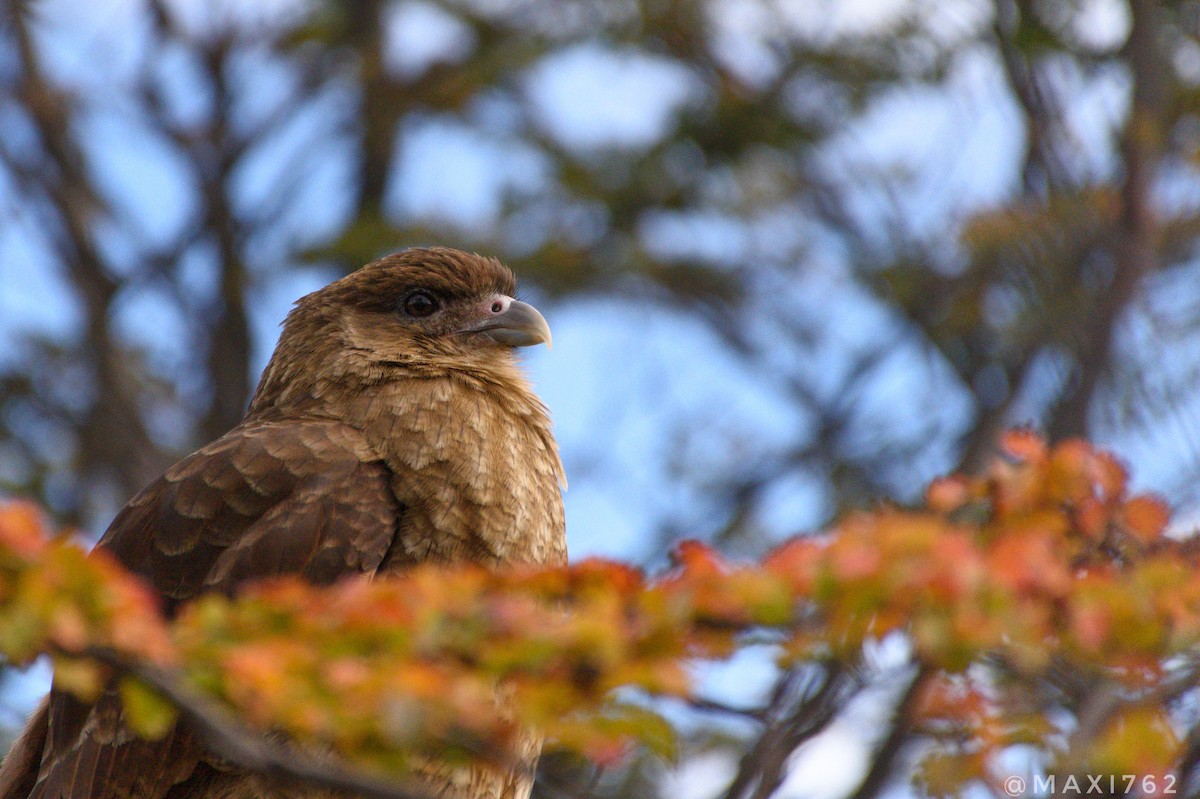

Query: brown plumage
[0,248,566,799]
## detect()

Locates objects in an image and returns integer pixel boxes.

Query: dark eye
[403,291,439,318]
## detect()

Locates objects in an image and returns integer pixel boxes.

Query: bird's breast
[352,378,566,569]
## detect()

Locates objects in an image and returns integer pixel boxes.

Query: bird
[0,247,566,799]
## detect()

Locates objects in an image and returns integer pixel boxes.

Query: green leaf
[119,677,178,740]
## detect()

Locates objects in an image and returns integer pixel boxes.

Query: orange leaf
[1090,452,1128,500]
[1123,496,1169,544]
[671,540,726,575]
[927,476,970,514]
[0,501,50,557]
[763,539,820,594]
[1000,429,1046,463]
[1072,496,1110,540]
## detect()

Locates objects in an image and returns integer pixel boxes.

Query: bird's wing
[24,417,401,799]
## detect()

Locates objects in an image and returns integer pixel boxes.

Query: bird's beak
[465,296,553,350]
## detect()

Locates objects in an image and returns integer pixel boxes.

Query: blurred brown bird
[0,248,566,799]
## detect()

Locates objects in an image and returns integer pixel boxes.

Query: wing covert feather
[26,419,401,799]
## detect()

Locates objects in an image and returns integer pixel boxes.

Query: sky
[0,0,1171,797]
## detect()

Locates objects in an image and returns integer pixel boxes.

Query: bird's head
[250,248,552,412]
[322,247,551,359]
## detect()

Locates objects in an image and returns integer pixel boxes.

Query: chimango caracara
[0,248,566,799]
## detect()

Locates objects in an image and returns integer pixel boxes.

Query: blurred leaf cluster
[2,434,1199,795]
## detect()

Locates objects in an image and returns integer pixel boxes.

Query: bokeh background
[2,0,1199,796]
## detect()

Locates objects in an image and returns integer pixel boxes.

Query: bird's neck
[251,344,555,441]
[250,312,544,416]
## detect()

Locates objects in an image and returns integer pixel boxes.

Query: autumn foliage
[0,433,1195,793]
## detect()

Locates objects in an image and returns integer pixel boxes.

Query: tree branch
[843,664,932,799]
[84,648,435,799]
[718,664,851,799]
[990,0,1075,195]
[1046,0,1162,440]
[5,0,167,509]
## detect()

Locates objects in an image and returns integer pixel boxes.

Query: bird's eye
[403,291,439,318]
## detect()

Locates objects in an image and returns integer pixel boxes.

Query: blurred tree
[5,0,1200,796]
[6,0,1200,548]
[0,0,947,529]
